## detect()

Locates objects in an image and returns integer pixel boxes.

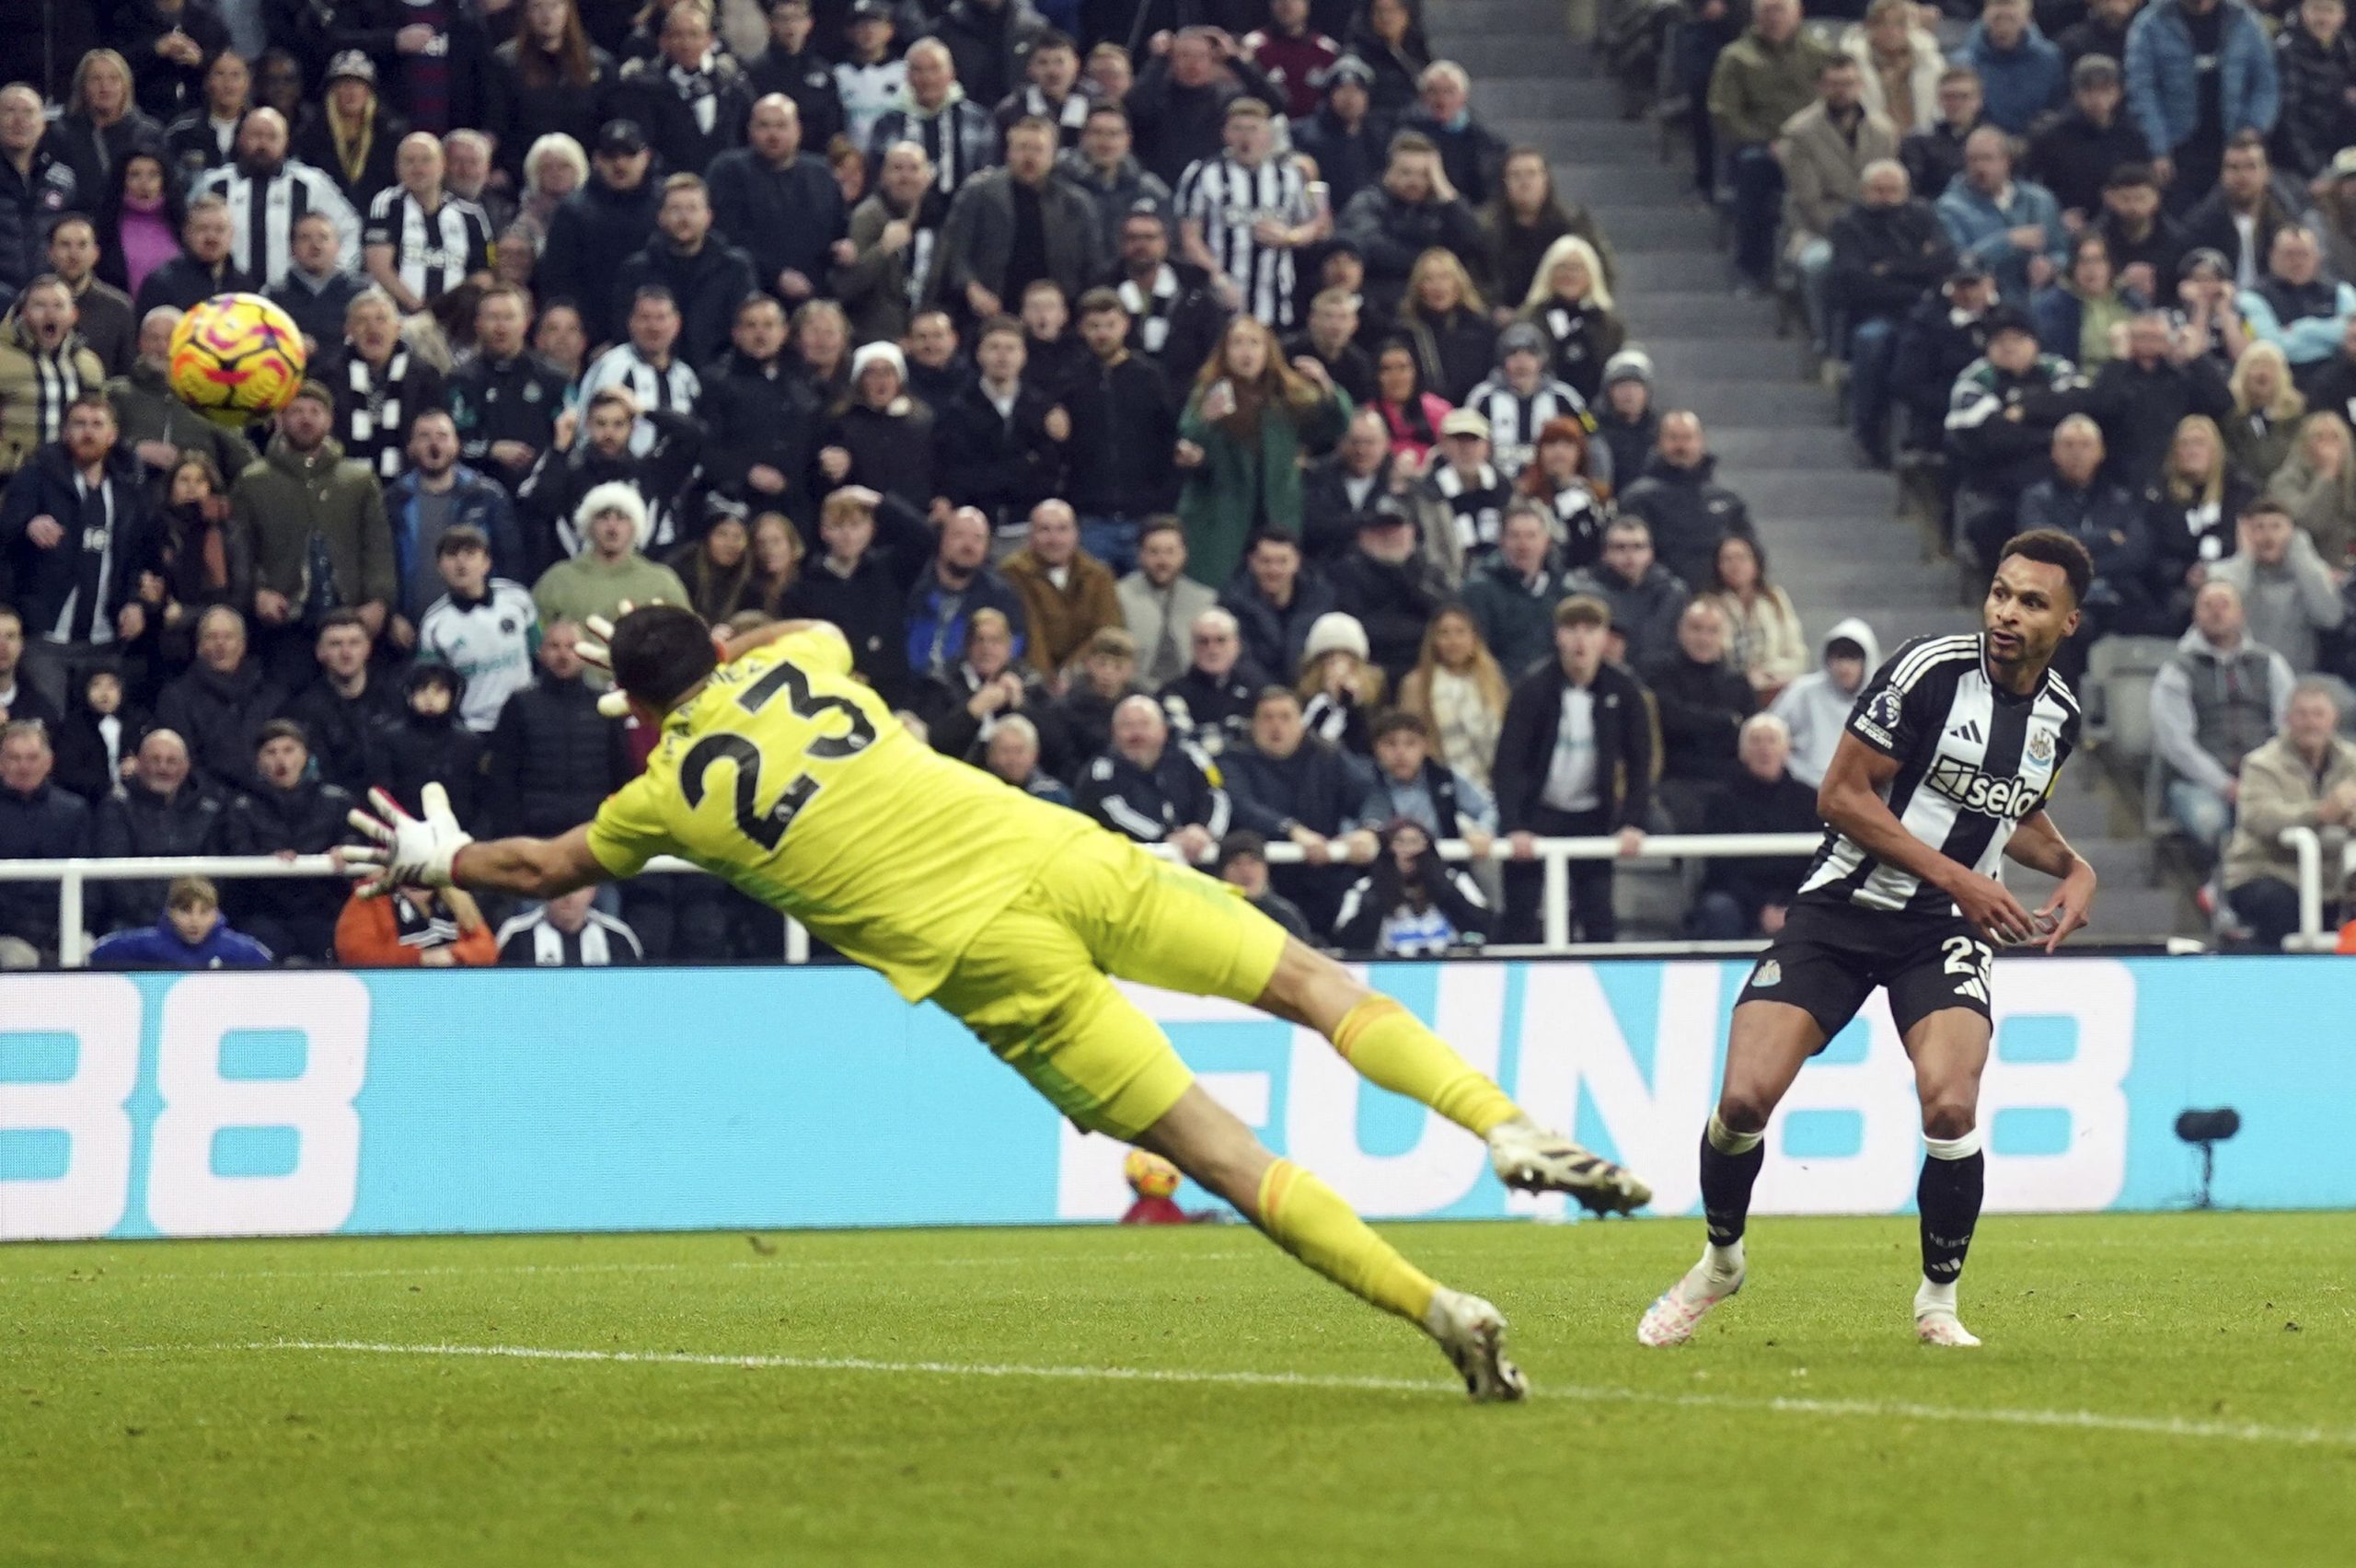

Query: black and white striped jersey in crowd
[1796,634,2081,917]
[1173,154,1310,327]
[190,158,361,282]
[364,187,495,303]
[1460,375,1591,478]
[495,907,645,967]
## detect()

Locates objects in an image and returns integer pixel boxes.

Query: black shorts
[1734,901,1995,1045]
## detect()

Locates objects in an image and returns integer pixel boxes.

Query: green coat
[227,434,398,613]
[1709,29,1841,147]
[1176,387,1351,587]
[104,360,257,494]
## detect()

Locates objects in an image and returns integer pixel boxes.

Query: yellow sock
[1254,1159,1438,1324]
[1332,997,1520,1137]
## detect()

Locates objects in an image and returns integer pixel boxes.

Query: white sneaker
[1635,1257,1745,1347]
[1487,1121,1652,1216]
[1915,1309,1981,1347]
[1424,1288,1529,1403]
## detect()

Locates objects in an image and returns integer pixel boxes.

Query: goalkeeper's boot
[1636,1251,1745,1347]
[1486,1119,1652,1216]
[1424,1288,1527,1403]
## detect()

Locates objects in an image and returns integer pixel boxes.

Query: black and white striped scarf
[28,340,89,447]
[1117,266,1181,358]
[345,348,410,479]
[665,52,722,134]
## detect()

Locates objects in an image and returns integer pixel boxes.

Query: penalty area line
[182,1339,2356,1450]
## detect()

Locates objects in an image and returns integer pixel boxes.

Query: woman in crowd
[1481,148,1616,317]
[1702,535,1807,702]
[671,512,752,624]
[1517,235,1626,402]
[1515,415,1610,570]
[1175,316,1352,586]
[493,0,616,180]
[2265,410,2356,568]
[146,453,236,672]
[818,342,936,512]
[1296,613,1386,758]
[2226,341,2308,485]
[793,299,853,409]
[828,134,868,208]
[46,49,159,207]
[96,148,182,298]
[1395,605,1511,794]
[2032,235,2140,373]
[511,133,590,257]
[1369,338,1451,469]
[1398,248,1497,405]
[745,512,804,618]
[1345,0,1433,121]
[2149,413,2255,618]
[1842,0,1946,133]
[1333,818,1494,958]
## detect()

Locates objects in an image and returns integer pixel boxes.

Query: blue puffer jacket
[2124,0,2281,158]
[1958,22,2067,135]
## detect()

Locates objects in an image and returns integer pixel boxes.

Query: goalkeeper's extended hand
[574,606,636,718]
[341,783,473,897]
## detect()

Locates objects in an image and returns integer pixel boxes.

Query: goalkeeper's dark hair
[609,603,718,711]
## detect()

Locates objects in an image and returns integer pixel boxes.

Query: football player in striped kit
[1639,531,2101,1352]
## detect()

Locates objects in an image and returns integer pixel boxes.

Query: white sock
[1916,1277,1958,1316]
[1703,1239,1745,1278]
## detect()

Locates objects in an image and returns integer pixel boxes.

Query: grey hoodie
[1769,616,1884,789]
[2210,531,2345,674]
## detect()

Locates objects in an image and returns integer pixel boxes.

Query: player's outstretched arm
[342,784,611,901]
[2003,808,2097,952]
[1819,734,2038,945]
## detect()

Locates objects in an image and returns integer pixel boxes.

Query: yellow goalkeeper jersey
[584,626,1096,1000]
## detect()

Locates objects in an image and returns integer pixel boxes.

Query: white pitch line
[0,1249,1270,1286]
[192,1339,2356,1451]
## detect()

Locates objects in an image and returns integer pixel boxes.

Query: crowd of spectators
[4,0,2342,960]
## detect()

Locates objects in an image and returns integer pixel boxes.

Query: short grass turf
[6,1212,2353,1568]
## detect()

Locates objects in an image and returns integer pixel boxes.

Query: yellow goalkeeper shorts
[930,829,1292,1140]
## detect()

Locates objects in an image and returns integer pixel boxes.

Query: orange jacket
[333,892,498,967]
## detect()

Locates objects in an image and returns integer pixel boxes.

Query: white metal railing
[0,836,1823,968]
[2278,827,2356,952]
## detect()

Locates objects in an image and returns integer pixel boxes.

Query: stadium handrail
[0,836,1828,967]
[2277,827,2356,952]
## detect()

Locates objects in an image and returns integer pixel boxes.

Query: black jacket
[1074,740,1232,842]
[489,40,619,180]
[448,352,575,495]
[0,144,78,294]
[1158,663,1264,757]
[481,674,629,840]
[2087,352,2232,491]
[612,52,752,178]
[937,0,1049,109]
[698,350,823,520]
[0,778,91,948]
[281,675,405,796]
[120,0,230,121]
[744,44,846,149]
[2273,23,2356,178]
[1494,658,1657,833]
[1337,184,1485,309]
[705,146,848,294]
[1123,52,1287,187]
[1222,739,1370,838]
[782,494,934,708]
[289,102,407,210]
[2180,190,2298,287]
[1048,681,1146,778]
[2024,108,2146,219]
[155,661,284,800]
[0,444,159,641]
[825,400,937,513]
[1891,294,1992,438]
[221,777,354,957]
[933,381,1064,537]
[537,174,664,342]
[612,236,762,371]
[1701,767,1821,922]
[1220,569,1338,687]
[90,778,226,930]
[2095,209,2189,292]
[383,707,485,830]
[1325,548,1451,688]
[1288,106,1386,213]
[133,253,258,318]
[1064,352,1179,518]
[41,113,165,230]
[1899,119,1977,207]
[1643,650,1755,785]
[913,661,1063,767]
[1615,452,1759,594]
[327,0,499,134]
[266,268,370,355]
[1299,456,1405,563]
[50,690,150,802]
[1827,198,1956,322]
[1333,859,1493,953]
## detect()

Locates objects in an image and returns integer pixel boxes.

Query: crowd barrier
[1,955,2345,1242]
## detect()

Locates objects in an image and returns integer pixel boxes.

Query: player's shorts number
[681,658,878,849]
[1942,935,1993,1004]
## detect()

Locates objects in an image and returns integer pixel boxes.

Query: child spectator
[89,876,273,969]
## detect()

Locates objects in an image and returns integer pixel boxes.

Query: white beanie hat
[850,340,907,385]
[1302,611,1369,664]
[576,480,650,549]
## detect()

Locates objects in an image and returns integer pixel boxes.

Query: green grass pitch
[7,1212,2353,1566]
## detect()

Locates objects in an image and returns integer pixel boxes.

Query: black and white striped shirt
[1796,634,2081,917]
[1426,462,1509,559]
[496,906,645,966]
[1174,154,1309,327]
[191,158,362,283]
[1460,375,1591,479]
[364,187,494,303]
[575,343,701,457]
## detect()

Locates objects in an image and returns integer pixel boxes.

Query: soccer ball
[1123,1148,1181,1199]
[168,293,307,428]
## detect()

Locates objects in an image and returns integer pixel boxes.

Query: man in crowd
[416,526,540,736]
[1404,62,1507,209]
[191,108,363,283]
[531,484,689,643]
[1946,306,2089,566]
[480,617,629,842]
[746,0,848,150]
[1461,500,1571,678]
[1614,410,1757,593]
[1568,516,1692,673]
[2096,163,2188,294]
[155,605,283,799]
[2223,679,2356,945]
[913,605,1056,762]
[1935,123,2067,302]
[906,504,1028,685]
[497,884,647,967]
[576,286,702,467]
[1222,528,1335,689]
[1286,286,1376,408]
[614,0,755,178]
[1074,691,1231,858]
[1177,98,1322,329]
[1960,0,2065,134]
[1831,159,1955,466]
[709,94,849,313]
[614,176,762,372]
[1493,595,1656,944]
[1338,132,1484,321]
[1047,625,1145,769]
[1778,55,1898,358]
[89,732,227,932]
[791,486,933,708]
[385,409,521,631]
[1288,54,1384,212]
[1124,26,1286,188]
[363,131,495,314]
[2179,132,2296,283]
[698,294,821,522]
[1900,65,1988,202]
[937,315,1068,546]
[537,120,663,346]
[1645,598,1757,831]
[1063,287,1178,577]
[0,606,58,732]
[2123,0,2280,207]
[1688,712,1821,940]
[0,276,107,487]
[1302,406,1411,562]
[329,286,449,485]
[837,142,947,344]
[979,712,1075,808]
[221,719,351,962]
[2238,225,2356,391]
[993,26,1087,145]
[0,719,90,967]
[268,211,369,353]
[229,381,396,677]
[1708,0,1840,294]
[2150,578,2294,860]
[281,608,401,795]
[449,283,574,499]
[1161,606,1264,758]
[2210,499,2345,673]
[46,215,133,375]
[936,117,1101,328]
[133,194,256,316]
[0,82,75,296]
[1057,102,1171,243]
[1108,204,1228,384]
[1459,328,1590,485]
[2016,414,2163,648]
[1119,517,1218,688]
[2025,53,2143,225]
[1328,510,1452,690]
[1420,409,1512,564]
[0,393,154,694]
[1892,259,1998,455]
[2088,308,2231,488]
[872,38,1000,197]
[1223,684,1377,929]
[1000,498,1120,683]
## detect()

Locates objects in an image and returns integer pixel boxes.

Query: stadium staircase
[1428,1,2194,940]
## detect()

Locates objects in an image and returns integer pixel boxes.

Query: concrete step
[1549,162,1694,205]
[1617,291,1775,336]
[1609,248,1731,292]
[1676,381,1840,427]
[1448,0,1595,33]
[1581,202,1718,249]
[1727,472,1896,515]
[1488,116,1658,159]
[1644,338,1812,382]
[1484,78,1644,119]
[1703,427,1860,467]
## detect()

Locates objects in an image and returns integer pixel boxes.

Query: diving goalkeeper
[342,599,1653,1401]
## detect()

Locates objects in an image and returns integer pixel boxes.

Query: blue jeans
[1795,237,1832,352]
[1730,144,1784,286]
[1080,513,1144,578]
[1847,316,1900,456]
[2165,779,2235,855]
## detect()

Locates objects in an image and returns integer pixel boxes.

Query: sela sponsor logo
[1927,755,2042,819]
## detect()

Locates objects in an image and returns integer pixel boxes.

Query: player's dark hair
[1996,529,2094,606]
[609,603,719,711]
